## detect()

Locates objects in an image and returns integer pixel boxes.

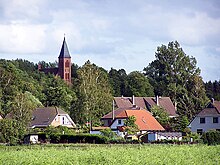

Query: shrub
[201,130,220,145]
[50,134,108,144]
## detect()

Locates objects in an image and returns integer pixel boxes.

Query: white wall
[59,115,73,126]
[110,119,125,129]
[189,116,220,132]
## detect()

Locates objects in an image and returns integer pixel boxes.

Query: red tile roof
[114,97,177,117]
[101,106,144,119]
[125,110,165,131]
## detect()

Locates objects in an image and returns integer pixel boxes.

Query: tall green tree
[71,61,113,125]
[144,41,208,120]
[126,71,154,96]
[108,68,128,96]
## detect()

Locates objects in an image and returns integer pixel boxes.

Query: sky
[0,0,220,82]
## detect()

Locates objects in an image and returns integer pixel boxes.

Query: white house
[31,107,76,128]
[188,100,220,134]
[97,107,165,137]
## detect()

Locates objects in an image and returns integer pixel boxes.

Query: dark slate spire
[59,37,71,58]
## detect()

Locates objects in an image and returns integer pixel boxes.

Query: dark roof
[114,97,177,117]
[31,107,68,127]
[197,101,220,116]
[59,37,71,58]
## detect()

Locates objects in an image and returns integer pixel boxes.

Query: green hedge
[201,130,220,145]
[50,134,108,144]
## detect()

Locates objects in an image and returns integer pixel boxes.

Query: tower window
[65,73,70,80]
[65,60,69,67]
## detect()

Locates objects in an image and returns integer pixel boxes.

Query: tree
[0,119,20,145]
[144,41,208,120]
[150,105,170,129]
[126,71,154,96]
[42,76,76,112]
[108,68,128,96]
[70,61,113,125]
[124,115,139,135]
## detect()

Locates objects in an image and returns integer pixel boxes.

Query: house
[31,107,76,128]
[114,96,177,118]
[188,100,220,134]
[97,107,165,137]
[38,37,72,84]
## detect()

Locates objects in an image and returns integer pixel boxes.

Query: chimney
[132,95,136,107]
[156,95,159,106]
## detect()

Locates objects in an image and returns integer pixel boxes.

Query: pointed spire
[59,36,71,58]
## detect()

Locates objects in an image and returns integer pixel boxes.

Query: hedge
[50,134,108,144]
[201,130,220,145]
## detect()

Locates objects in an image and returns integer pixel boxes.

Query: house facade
[188,101,220,134]
[31,107,76,128]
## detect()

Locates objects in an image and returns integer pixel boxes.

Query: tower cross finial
[64,33,66,38]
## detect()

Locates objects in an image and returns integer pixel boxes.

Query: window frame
[213,117,218,123]
[200,117,205,124]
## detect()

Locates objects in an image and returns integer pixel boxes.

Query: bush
[201,130,220,145]
[50,134,108,144]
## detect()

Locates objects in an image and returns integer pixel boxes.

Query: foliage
[108,68,128,96]
[201,130,220,145]
[0,119,20,145]
[49,134,108,144]
[0,144,219,164]
[100,128,116,139]
[174,115,190,132]
[71,61,113,125]
[205,80,220,101]
[144,41,209,120]
[150,105,170,128]
[126,71,154,96]
[124,116,139,135]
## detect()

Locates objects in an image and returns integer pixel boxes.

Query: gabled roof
[59,37,71,58]
[114,97,177,117]
[102,107,164,131]
[197,101,220,116]
[101,106,144,120]
[125,110,165,131]
[31,107,69,127]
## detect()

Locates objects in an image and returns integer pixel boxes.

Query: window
[65,60,69,67]
[62,117,65,125]
[118,119,121,125]
[213,117,218,123]
[200,117,205,124]
[197,129,203,135]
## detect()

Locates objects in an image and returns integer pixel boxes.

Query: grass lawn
[0,144,219,165]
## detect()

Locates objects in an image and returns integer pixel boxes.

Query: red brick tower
[58,37,71,84]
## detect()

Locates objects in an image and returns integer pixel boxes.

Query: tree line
[0,41,218,136]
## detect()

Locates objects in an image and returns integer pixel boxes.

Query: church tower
[58,37,71,84]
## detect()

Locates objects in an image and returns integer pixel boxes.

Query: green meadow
[0,144,219,165]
